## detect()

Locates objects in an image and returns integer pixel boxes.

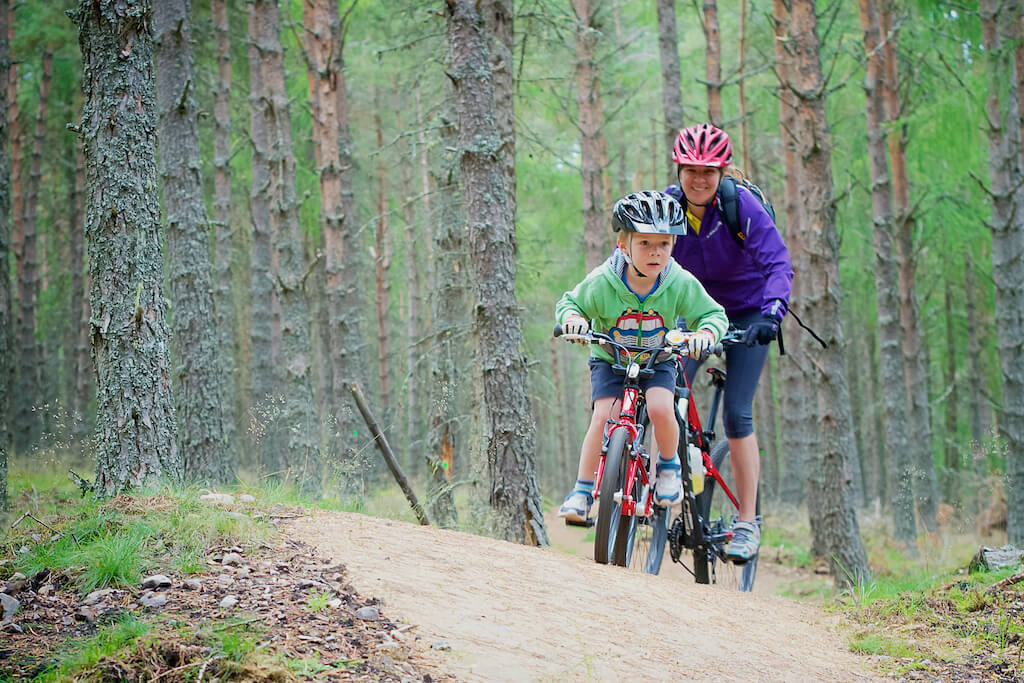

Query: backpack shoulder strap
[716,176,745,247]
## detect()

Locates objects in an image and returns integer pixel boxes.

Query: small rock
[431,640,451,651]
[234,567,251,579]
[74,605,97,622]
[83,588,115,606]
[216,574,235,586]
[239,494,256,503]
[200,492,235,506]
[61,615,73,626]
[139,591,167,608]
[355,606,380,621]
[31,533,41,542]
[328,599,342,609]
[222,552,244,567]
[182,578,202,591]
[0,593,20,620]
[141,574,172,589]
[1,620,23,634]
[38,584,52,597]
[1,578,26,596]
[17,546,28,555]
[220,595,238,608]
[297,579,323,589]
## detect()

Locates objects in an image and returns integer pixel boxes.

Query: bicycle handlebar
[553,324,747,362]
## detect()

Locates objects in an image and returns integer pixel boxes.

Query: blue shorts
[589,357,678,405]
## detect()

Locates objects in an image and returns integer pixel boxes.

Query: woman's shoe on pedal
[654,459,683,507]
[726,520,761,564]
[558,490,593,522]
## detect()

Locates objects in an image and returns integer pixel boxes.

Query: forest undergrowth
[3,456,1024,682]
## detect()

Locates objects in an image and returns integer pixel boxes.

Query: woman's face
[678,165,723,206]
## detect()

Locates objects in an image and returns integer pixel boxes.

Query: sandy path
[292,511,881,682]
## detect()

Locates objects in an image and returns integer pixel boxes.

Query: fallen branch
[350,382,431,526]
[10,512,81,548]
[986,571,1024,594]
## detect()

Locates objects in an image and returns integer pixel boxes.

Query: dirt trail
[292,511,881,682]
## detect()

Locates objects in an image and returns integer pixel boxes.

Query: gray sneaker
[726,520,761,564]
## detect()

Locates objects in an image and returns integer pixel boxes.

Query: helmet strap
[621,234,648,279]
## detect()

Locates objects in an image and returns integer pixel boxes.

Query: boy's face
[621,233,675,278]
[678,165,722,206]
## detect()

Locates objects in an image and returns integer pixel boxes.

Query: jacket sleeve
[676,271,728,342]
[739,189,793,319]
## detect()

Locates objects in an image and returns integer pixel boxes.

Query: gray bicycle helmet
[612,190,687,236]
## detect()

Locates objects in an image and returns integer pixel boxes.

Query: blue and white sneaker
[654,458,683,507]
[726,520,761,564]
[558,490,594,522]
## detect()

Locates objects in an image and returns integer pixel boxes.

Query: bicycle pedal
[565,518,595,528]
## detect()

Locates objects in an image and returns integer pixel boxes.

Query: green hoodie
[555,250,728,365]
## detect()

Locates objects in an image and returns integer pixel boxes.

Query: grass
[33,614,152,682]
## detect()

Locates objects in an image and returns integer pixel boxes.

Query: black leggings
[682,312,770,439]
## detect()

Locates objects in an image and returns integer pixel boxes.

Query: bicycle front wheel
[615,453,665,570]
[698,440,761,592]
[594,428,629,565]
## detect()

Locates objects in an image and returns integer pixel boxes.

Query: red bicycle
[554,324,692,569]
[647,327,762,591]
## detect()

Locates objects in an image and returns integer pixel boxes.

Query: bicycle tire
[615,451,663,570]
[698,440,761,592]
[594,428,629,565]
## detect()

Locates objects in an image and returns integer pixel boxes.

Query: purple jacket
[665,184,793,321]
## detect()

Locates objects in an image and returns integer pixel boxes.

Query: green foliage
[848,632,917,658]
[34,614,151,682]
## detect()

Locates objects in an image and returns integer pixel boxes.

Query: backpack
[715,176,776,248]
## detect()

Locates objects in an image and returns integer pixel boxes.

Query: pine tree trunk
[857,0,915,544]
[154,0,231,484]
[738,0,751,170]
[211,0,238,453]
[656,0,683,185]
[784,0,870,586]
[72,0,181,496]
[64,138,87,435]
[15,51,50,453]
[944,279,958,499]
[247,1,274,450]
[446,0,547,546]
[701,0,722,124]
[964,249,986,445]
[878,3,938,533]
[301,0,366,496]
[867,327,886,508]
[0,0,10,511]
[73,146,92,437]
[573,0,609,272]
[773,0,806,509]
[483,0,515,221]
[249,0,318,481]
[373,96,392,418]
[981,0,1024,545]
[426,98,464,530]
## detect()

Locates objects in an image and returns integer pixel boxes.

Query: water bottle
[688,444,704,494]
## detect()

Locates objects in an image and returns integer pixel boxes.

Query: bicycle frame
[596,376,650,518]
[676,362,740,512]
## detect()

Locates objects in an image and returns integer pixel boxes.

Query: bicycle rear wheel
[697,440,760,592]
[594,428,629,565]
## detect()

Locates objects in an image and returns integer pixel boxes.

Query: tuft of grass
[307,588,333,612]
[78,523,149,594]
[848,631,917,658]
[36,614,151,681]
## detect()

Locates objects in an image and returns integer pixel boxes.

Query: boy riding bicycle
[556,191,728,522]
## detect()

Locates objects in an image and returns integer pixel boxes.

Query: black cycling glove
[743,314,780,347]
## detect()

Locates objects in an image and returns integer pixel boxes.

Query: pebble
[355,606,380,621]
[199,492,234,506]
[139,592,167,608]
[220,595,239,608]
[222,552,244,567]
[83,588,115,605]
[239,494,256,503]
[142,574,172,588]
[183,578,202,591]
[0,593,20,620]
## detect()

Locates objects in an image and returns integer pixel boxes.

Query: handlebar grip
[553,324,563,338]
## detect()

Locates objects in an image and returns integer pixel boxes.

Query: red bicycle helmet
[672,123,733,168]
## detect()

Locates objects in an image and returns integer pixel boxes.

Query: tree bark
[154,0,231,484]
[738,0,751,170]
[211,0,238,452]
[981,0,1024,545]
[0,0,9,510]
[572,0,609,272]
[964,248,987,446]
[857,0,915,544]
[446,0,548,546]
[300,0,365,496]
[64,136,89,437]
[701,0,722,125]
[878,2,938,533]
[944,278,958,500]
[14,50,50,452]
[655,0,683,185]
[72,0,181,496]
[772,0,806,509]
[373,93,392,418]
[249,0,318,479]
[783,0,870,586]
[483,0,515,222]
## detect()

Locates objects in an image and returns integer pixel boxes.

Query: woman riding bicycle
[665,123,794,562]
[555,191,728,523]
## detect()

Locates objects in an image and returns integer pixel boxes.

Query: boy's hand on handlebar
[561,314,590,342]
[688,329,715,359]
